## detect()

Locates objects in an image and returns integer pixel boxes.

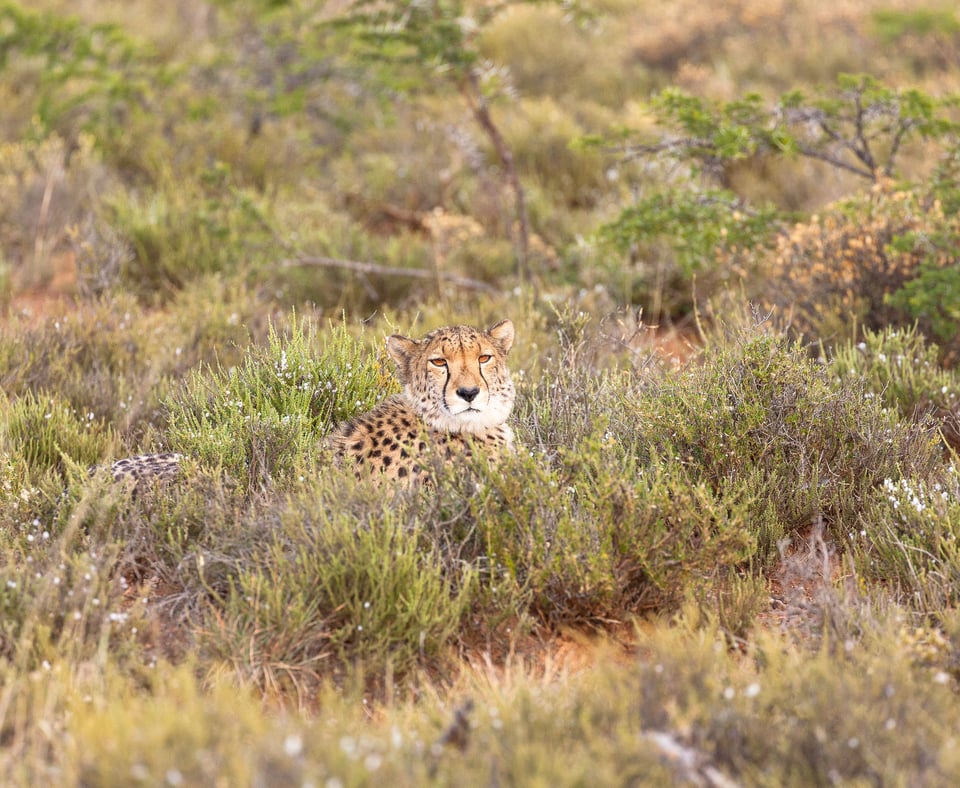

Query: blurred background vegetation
[1,0,956,348]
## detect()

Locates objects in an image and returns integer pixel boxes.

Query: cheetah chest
[328,395,512,481]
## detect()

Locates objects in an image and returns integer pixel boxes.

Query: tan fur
[104,319,517,486]
[327,319,516,481]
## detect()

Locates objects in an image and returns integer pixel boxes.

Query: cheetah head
[386,319,516,435]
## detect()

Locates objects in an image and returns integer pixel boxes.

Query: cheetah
[107,319,517,486]
[328,318,516,481]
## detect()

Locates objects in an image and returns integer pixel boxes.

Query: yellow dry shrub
[762,180,958,345]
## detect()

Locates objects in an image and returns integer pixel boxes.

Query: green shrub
[199,480,475,692]
[0,390,115,478]
[830,326,960,450]
[630,329,942,550]
[597,188,782,321]
[853,469,960,616]
[166,316,392,490]
[465,444,758,625]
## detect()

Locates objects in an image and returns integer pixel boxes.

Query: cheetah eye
[477,354,491,364]
[429,358,447,368]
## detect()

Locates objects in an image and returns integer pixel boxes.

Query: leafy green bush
[887,261,960,360]
[854,470,960,616]
[166,317,392,490]
[597,188,781,320]
[201,483,476,692]
[463,444,758,626]
[0,390,115,478]
[830,326,960,449]
[630,329,942,549]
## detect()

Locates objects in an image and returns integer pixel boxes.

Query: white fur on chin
[406,391,513,435]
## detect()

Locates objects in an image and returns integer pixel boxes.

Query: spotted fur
[327,319,516,481]
[109,452,183,484]
[104,319,516,487]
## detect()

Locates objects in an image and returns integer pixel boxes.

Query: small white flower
[283,734,303,757]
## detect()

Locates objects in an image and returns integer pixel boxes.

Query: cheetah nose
[457,386,480,403]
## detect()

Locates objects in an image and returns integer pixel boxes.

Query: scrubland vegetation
[2,0,960,783]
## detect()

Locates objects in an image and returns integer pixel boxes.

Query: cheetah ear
[487,319,515,354]
[386,334,419,368]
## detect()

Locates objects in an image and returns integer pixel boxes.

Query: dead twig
[278,256,497,293]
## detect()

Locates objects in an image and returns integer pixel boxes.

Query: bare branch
[851,91,878,173]
[885,117,918,176]
[278,255,497,292]
[792,144,875,180]
[613,137,716,162]
[459,67,532,285]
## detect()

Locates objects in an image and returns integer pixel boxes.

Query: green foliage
[854,471,960,616]
[467,445,757,624]
[166,316,392,490]
[830,326,960,448]
[887,258,960,350]
[600,76,960,318]
[203,486,475,690]
[599,189,782,315]
[338,0,485,79]
[621,76,960,183]
[632,329,941,547]
[0,2,165,142]
[872,7,960,42]
[0,390,114,477]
